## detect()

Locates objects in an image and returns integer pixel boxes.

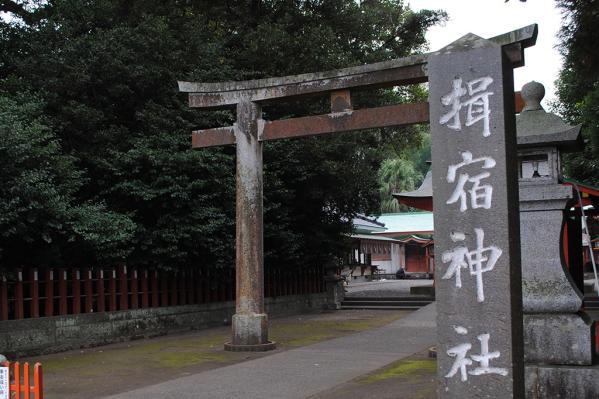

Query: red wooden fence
[0,265,325,321]
[4,361,43,399]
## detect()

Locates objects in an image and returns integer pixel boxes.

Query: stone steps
[340,296,434,310]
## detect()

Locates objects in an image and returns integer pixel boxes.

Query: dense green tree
[555,0,599,185]
[0,92,135,268]
[0,1,444,270]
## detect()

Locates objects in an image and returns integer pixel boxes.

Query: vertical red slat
[130,268,138,310]
[140,268,149,309]
[0,274,8,320]
[72,269,81,314]
[83,268,93,313]
[96,269,105,313]
[14,361,21,397]
[15,268,24,319]
[34,363,43,399]
[58,269,68,316]
[202,267,210,303]
[227,269,234,301]
[118,264,128,311]
[151,270,159,307]
[160,273,168,306]
[170,273,178,306]
[30,268,39,318]
[186,268,195,304]
[44,270,54,317]
[23,362,30,399]
[179,270,186,305]
[196,266,206,303]
[108,268,117,312]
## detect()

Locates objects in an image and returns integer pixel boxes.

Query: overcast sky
[409,0,563,107]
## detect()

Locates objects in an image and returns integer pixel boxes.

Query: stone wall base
[526,364,599,399]
[0,293,329,358]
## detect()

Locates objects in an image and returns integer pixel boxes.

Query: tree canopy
[0,0,445,271]
[555,0,599,185]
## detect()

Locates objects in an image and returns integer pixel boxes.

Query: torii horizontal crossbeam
[179,24,537,109]
[191,102,430,148]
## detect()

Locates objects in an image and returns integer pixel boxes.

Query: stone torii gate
[180,24,536,398]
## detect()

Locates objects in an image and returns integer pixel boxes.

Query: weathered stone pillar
[429,33,524,398]
[225,100,275,351]
[516,82,599,398]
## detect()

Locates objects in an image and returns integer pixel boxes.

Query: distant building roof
[372,212,434,235]
[352,215,387,234]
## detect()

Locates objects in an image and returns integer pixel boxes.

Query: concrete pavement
[103,303,437,399]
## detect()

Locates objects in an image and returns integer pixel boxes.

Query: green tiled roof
[372,212,434,234]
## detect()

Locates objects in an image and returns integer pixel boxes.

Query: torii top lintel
[180,24,537,148]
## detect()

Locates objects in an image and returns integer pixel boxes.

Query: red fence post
[108,268,117,312]
[160,272,168,306]
[30,268,39,318]
[130,268,138,310]
[15,268,24,319]
[72,269,81,314]
[151,270,159,307]
[170,272,178,306]
[83,268,93,313]
[178,270,186,305]
[118,264,128,311]
[58,268,67,315]
[96,269,105,313]
[44,269,54,317]
[34,363,43,399]
[186,268,195,304]
[140,268,149,309]
[202,267,209,303]
[0,274,8,320]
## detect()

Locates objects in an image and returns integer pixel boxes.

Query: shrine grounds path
[27,281,437,398]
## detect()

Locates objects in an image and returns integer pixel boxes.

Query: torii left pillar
[226,100,274,350]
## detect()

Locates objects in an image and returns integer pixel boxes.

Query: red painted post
[118,264,128,311]
[170,273,178,306]
[108,268,117,312]
[15,268,24,319]
[34,363,43,399]
[58,268,68,315]
[0,274,8,320]
[202,267,210,303]
[151,270,159,307]
[83,268,93,313]
[30,268,39,318]
[179,270,186,305]
[14,361,21,397]
[23,361,30,399]
[187,268,195,304]
[160,273,168,306]
[228,268,234,301]
[72,269,81,314]
[44,269,54,317]
[198,268,203,303]
[96,269,105,313]
[130,268,138,310]
[140,268,149,308]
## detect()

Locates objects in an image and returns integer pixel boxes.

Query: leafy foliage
[0,1,444,270]
[555,0,599,185]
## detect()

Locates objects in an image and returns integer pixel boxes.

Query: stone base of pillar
[224,313,276,352]
[524,313,594,365]
[525,364,599,399]
[324,276,344,310]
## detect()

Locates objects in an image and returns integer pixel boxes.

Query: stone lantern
[516,81,599,398]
